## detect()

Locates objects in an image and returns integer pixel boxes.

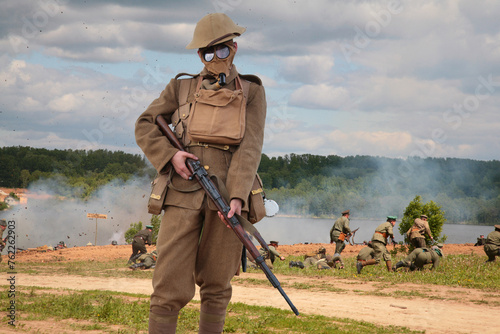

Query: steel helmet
[186,13,246,49]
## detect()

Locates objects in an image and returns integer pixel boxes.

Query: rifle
[156,115,299,316]
[347,227,359,246]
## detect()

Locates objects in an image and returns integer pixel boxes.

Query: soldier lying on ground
[289,247,344,270]
[129,250,157,270]
[247,240,285,270]
[393,244,444,271]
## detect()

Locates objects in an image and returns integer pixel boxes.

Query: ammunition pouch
[338,232,347,242]
[147,165,173,215]
[247,174,266,224]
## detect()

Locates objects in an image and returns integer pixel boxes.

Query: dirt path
[14,272,499,334]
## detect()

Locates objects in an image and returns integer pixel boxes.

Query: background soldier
[329,210,351,255]
[394,244,444,271]
[130,250,158,270]
[0,219,7,263]
[250,240,285,270]
[474,235,486,246]
[289,247,343,269]
[484,225,500,262]
[406,214,433,249]
[128,225,153,264]
[357,216,397,274]
[356,242,375,262]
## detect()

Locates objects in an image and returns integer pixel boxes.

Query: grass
[0,288,422,334]
[266,253,500,291]
[6,252,498,332]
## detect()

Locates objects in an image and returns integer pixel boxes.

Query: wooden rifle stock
[155,115,299,316]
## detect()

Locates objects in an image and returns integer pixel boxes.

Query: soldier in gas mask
[135,13,266,334]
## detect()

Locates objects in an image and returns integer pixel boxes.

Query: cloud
[289,84,350,110]
[278,55,335,84]
[1,0,500,160]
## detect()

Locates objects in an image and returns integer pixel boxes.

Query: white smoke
[7,176,153,249]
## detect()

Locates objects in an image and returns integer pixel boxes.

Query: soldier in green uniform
[128,225,153,264]
[135,13,266,333]
[356,242,375,262]
[484,225,500,262]
[250,240,285,270]
[289,246,344,269]
[130,250,158,270]
[406,214,434,249]
[0,219,7,263]
[357,216,397,274]
[329,210,351,255]
[393,244,443,271]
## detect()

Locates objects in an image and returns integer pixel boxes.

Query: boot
[393,261,405,271]
[128,253,141,264]
[409,263,416,271]
[199,307,226,334]
[149,310,178,334]
[297,261,304,269]
[289,260,296,268]
[356,261,363,274]
[129,263,145,270]
[357,259,377,274]
[385,260,393,272]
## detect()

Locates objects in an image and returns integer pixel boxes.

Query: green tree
[20,169,31,188]
[125,222,143,244]
[399,195,447,248]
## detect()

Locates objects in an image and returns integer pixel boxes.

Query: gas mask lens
[203,44,230,62]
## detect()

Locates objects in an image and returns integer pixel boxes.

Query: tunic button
[204,165,210,170]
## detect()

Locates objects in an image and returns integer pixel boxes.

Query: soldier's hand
[217,199,242,227]
[227,199,242,218]
[171,151,198,180]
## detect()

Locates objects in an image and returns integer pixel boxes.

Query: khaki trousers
[150,201,242,315]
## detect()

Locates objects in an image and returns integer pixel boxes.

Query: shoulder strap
[171,76,195,131]
[178,78,191,105]
[239,73,262,85]
[238,76,251,99]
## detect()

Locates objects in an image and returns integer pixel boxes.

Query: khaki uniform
[329,216,351,254]
[357,245,375,262]
[403,247,441,270]
[137,252,157,269]
[302,253,328,269]
[135,66,266,317]
[407,218,432,249]
[484,230,500,261]
[371,221,394,263]
[259,245,281,269]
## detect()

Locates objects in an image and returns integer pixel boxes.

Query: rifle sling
[210,174,262,238]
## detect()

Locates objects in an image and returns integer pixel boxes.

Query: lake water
[255,216,493,245]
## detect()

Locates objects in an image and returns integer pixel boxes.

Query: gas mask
[200,42,236,87]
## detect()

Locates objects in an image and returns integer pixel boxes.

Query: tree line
[259,154,500,224]
[1,147,499,224]
[0,146,152,199]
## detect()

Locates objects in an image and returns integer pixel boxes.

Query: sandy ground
[2,243,499,334]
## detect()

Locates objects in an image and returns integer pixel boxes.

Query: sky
[1,0,500,161]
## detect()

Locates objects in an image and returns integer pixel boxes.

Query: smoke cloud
[7,176,152,249]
